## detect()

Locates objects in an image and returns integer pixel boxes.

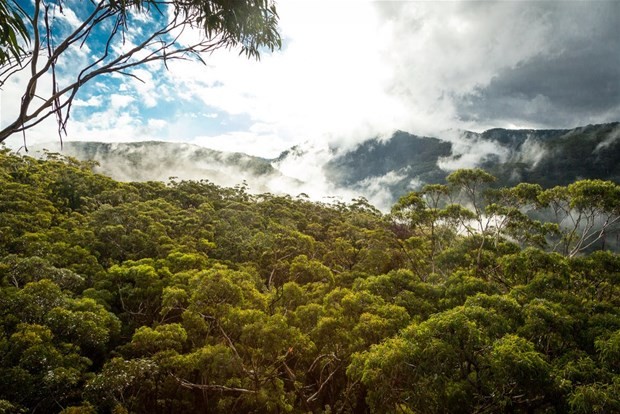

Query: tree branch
[172,375,256,394]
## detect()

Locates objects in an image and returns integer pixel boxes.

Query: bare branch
[307,365,340,403]
[173,375,256,394]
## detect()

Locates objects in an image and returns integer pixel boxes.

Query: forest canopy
[0,148,618,413]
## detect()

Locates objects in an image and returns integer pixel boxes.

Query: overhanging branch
[0,0,280,144]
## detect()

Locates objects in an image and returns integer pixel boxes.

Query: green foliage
[0,0,29,65]
[0,150,619,413]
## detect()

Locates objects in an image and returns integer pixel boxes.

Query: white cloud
[73,96,103,107]
[191,126,290,159]
[437,130,510,172]
[519,135,547,168]
[54,4,82,31]
[272,139,332,183]
[355,170,410,211]
[374,1,557,133]
[147,119,168,130]
[128,69,159,108]
[594,124,620,153]
[161,0,612,156]
[6,0,614,154]
[94,82,109,91]
[110,94,135,109]
[165,0,404,153]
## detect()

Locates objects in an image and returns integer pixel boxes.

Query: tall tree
[539,180,620,257]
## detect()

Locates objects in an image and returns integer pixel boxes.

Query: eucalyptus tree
[0,0,281,144]
[538,179,620,257]
[0,0,29,65]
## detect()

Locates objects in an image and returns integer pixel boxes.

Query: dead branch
[172,375,256,394]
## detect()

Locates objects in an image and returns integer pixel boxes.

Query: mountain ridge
[26,122,620,209]
[321,122,620,203]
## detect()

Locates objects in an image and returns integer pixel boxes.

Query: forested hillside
[0,148,619,413]
[324,123,620,206]
[39,123,620,211]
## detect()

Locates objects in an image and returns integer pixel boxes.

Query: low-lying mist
[28,122,620,212]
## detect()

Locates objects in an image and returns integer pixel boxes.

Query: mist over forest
[32,122,620,211]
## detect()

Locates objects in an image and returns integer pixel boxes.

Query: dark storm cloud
[456,1,620,128]
[374,0,620,132]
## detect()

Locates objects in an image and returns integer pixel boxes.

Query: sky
[1,0,619,159]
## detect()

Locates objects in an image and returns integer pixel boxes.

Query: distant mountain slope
[324,132,452,187]
[481,122,620,187]
[29,122,620,209]
[320,122,620,204]
[31,141,298,193]
[59,140,275,179]
[322,132,452,200]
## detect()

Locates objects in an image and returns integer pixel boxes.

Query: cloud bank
[1,0,618,207]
